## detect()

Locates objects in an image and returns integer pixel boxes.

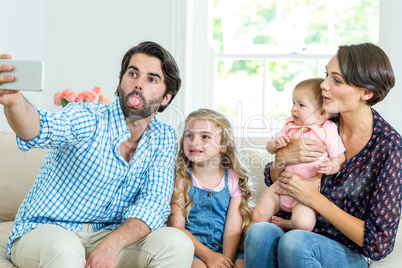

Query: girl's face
[321,56,367,114]
[183,119,224,167]
[291,87,323,126]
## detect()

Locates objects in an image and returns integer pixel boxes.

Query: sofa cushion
[0,131,47,222]
[239,147,272,204]
[0,221,16,267]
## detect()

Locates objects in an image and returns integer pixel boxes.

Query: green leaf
[61,99,69,107]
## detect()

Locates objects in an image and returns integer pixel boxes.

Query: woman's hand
[275,171,322,207]
[276,137,324,165]
[270,137,324,182]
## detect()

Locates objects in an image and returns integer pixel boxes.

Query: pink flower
[84,90,98,102]
[76,92,85,102]
[92,85,102,95]
[60,88,76,102]
[54,85,111,108]
[98,94,112,105]
[54,93,62,106]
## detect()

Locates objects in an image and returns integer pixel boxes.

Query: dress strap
[224,168,229,187]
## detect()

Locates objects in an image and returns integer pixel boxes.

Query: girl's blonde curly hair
[173,108,254,229]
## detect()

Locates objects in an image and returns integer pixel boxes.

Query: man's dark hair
[116,41,181,112]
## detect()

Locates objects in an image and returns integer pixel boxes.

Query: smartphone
[0,60,44,92]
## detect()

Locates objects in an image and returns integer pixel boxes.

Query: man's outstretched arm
[0,54,40,140]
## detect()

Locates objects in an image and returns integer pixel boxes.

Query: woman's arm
[276,172,365,246]
[222,196,243,263]
[270,138,325,182]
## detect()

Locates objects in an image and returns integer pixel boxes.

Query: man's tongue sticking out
[128,96,141,107]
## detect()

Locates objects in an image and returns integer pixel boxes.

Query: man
[0,41,194,268]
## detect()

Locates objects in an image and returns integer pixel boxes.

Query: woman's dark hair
[337,43,395,106]
[116,41,181,112]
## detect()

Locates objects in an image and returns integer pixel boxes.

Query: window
[189,0,380,139]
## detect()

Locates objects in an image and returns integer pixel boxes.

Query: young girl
[169,109,253,268]
[261,78,346,231]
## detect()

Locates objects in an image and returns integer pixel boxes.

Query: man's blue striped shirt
[7,99,177,257]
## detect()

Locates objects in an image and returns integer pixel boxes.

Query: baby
[263,78,346,231]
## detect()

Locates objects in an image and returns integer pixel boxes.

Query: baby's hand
[276,135,291,149]
[318,158,333,175]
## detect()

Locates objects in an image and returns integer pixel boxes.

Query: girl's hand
[205,252,234,268]
[275,171,321,207]
[276,137,324,165]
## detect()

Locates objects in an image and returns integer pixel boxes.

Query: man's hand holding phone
[0,54,21,107]
[0,54,44,92]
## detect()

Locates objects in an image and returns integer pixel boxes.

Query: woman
[244,43,402,267]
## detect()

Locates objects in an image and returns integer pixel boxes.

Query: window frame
[184,0,390,139]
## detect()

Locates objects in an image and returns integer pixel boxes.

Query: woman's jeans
[244,222,368,268]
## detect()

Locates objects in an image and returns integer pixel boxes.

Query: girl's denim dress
[186,169,243,259]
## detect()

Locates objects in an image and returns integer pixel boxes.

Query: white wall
[0,0,187,130]
[0,0,45,130]
[374,0,402,133]
[384,0,402,133]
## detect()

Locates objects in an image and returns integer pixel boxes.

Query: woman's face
[321,56,367,114]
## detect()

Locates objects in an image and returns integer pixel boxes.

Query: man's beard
[118,86,163,121]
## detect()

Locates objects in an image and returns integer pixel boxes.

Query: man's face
[118,53,172,121]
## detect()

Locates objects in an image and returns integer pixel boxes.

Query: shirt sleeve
[228,169,243,197]
[17,104,97,151]
[362,137,402,260]
[123,126,177,231]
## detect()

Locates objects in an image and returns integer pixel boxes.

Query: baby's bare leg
[252,181,282,222]
[290,201,317,231]
[270,216,292,231]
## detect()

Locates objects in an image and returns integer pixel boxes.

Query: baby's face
[291,88,323,126]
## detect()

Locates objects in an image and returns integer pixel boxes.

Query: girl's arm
[276,172,364,246]
[222,196,243,263]
[168,191,234,267]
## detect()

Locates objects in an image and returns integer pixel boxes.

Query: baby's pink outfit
[275,117,346,212]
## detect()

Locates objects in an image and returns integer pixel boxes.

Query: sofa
[0,130,401,267]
